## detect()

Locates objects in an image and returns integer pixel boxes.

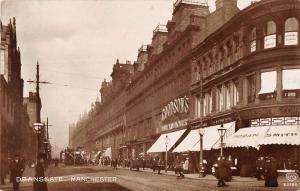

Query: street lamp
[217,124,227,157]
[33,123,44,156]
[198,128,205,177]
[43,140,49,167]
[164,134,170,173]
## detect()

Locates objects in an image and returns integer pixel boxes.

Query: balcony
[138,45,147,54]
[173,0,208,10]
[153,25,167,37]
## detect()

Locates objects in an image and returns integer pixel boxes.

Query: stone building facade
[70,0,300,167]
[191,0,300,169]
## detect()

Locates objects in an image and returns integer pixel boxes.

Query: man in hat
[33,153,48,191]
[9,155,24,191]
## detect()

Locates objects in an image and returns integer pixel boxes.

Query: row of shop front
[120,120,300,175]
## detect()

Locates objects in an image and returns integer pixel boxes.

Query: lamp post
[198,128,205,177]
[164,135,170,173]
[217,124,227,157]
[33,123,44,156]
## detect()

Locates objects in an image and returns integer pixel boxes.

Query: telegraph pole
[28,61,50,154]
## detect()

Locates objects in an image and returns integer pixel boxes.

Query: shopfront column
[255,71,261,104]
[276,67,282,101]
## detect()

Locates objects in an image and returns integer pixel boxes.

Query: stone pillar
[276,67,282,101]
[238,74,245,106]
[256,23,264,51]
[277,22,285,47]
[255,71,261,104]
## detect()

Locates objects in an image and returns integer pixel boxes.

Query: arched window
[285,17,299,45]
[250,27,257,52]
[264,21,276,49]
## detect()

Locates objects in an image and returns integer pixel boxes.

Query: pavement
[1,164,300,191]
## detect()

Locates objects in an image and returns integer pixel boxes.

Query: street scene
[1,0,300,190]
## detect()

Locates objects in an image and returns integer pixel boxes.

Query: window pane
[226,85,231,109]
[264,34,276,49]
[285,18,299,32]
[285,32,298,45]
[266,21,276,35]
[0,49,4,75]
[259,71,277,94]
[250,40,256,52]
[283,69,300,90]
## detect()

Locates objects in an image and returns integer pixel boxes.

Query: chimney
[215,0,237,10]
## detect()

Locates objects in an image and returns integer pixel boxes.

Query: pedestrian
[33,153,48,191]
[9,155,24,191]
[142,158,146,170]
[113,159,118,170]
[174,156,184,178]
[256,156,265,180]
[215,157,229,187]
[157,158,162,174]
[225,155,233,181]
[201,159,208,177]
[153,156,159,172]
[264,155,278,187]
[183,158,189,174]
[0,156,7,184]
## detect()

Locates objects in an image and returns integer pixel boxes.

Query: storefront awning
[147,129,186,153]
[223,126,269,148]
[104,147,112,157]
[258,125,300,145]
[173,121,235,152]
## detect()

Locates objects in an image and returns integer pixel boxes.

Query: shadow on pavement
[48,182,131,191]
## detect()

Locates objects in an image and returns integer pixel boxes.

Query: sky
[0,0,252,157]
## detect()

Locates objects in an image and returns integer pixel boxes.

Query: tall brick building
[0,18,36,176]
[70,0,300,171]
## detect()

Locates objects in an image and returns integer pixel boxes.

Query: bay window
[285,17,299,46]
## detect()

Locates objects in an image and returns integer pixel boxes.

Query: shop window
[264,21,277,49]
[248,74,256,103]
[0,49,5,75]
[250,27,257,52]
[283,69,300,90]
[203,95,207,116]
[203,92,212,116]
[225,84,231,110]
[258,71,277,94]
[284,17,299,46]
[195,95,201,118]
[233,82,239,106]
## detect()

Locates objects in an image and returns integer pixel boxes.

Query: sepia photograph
[0,0,300,190]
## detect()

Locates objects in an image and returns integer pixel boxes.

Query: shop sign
[264,34,276,49]
[161,119,188,131]
[265,132,297,137]
[250,40,256,52]
[161,96,189,121]
[285,32,298,46]
[233,133,259,138]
